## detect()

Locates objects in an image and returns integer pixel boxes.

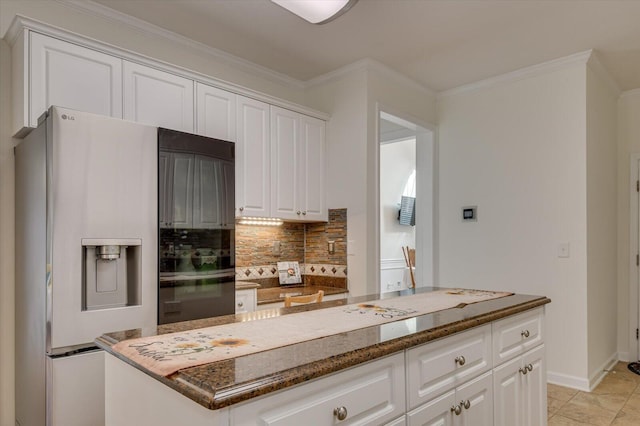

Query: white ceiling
[93,0,640,92]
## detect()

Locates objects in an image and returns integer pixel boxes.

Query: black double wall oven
[157,128,235,324]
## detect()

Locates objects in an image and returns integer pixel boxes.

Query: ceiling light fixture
[270,0,358,24]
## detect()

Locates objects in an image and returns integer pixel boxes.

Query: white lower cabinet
[493,344,546,426]
[231,352,405,426]
[235,289,257,313]
[407,371,493,426]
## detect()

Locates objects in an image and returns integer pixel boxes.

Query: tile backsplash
[235,209,347,286]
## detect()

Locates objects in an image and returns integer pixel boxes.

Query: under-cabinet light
[270,0,358,24]
[238,217,284,226]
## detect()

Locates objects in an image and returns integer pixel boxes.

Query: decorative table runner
[113,289,512,376]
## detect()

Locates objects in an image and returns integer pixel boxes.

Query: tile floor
[548,362,640,425]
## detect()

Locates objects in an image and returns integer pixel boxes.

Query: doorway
[377,109,435,293]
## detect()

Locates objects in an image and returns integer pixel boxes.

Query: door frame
[374,103,438,292]
[630,154,640,361]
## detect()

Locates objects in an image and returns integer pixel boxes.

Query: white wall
[380,139,416,260]
[305,65,437,296]
[617,90,640,361]
[585,66,619,378]
[437,64,590,386]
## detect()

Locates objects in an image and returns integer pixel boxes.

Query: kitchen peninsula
[97,288,550,426]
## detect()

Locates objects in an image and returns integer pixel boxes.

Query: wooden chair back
[284,290,324,307]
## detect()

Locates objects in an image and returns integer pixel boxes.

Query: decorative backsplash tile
[235,209,348,282]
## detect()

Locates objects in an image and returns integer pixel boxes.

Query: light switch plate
[558,242,570,258]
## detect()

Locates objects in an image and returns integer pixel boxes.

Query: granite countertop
[235,281,261,290]
[96,287,550,411]
[256,284,348,304]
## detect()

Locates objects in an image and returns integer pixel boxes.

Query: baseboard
[547,371,591,392]
[618,351,631,363]
[548,352,620,392]
[588,353,619,391]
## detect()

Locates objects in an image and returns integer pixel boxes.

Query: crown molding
[55,0,306,89]
[586,51,621,97]
[621,88,640,99]
[306,58,436,97]
[438,50,594,99]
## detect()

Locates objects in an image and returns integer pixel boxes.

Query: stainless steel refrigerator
[15,106,158,426]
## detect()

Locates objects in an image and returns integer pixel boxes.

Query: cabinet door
[406,390,455,426]
[193,155,223,229]
[170,154,194,228]
[235,289,256,314]
[123,61,194,132]
[30,32,122,127]
[493,307,544,365]
[522,345,546,426]
[493,356,522,426]
[298,115,326,221]
[270,105,300,220]
[196,83,236,141]
[456,372,493,426]
[236,96,270,217]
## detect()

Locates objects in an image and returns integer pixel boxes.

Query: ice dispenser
[82,238,142,310]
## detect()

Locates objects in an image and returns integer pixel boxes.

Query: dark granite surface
[96,287,550,411]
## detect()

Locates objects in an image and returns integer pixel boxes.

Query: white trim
[307,58,436,97]
[380,258,407,270]
[546,371,590,392]
[588,353,619,391]
[586,52,621,97]
[5,15,330,121]
[629,154,640,362]
[437,50,593,99]
[55,0,306,89]
[621,89,640,99]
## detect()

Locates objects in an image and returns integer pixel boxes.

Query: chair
[284,290,324,307]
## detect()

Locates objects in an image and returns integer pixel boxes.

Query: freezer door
[48,107,158,352]
[48,350,105,426]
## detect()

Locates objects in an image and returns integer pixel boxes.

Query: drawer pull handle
[334,406,348,421]
[462,399,471,409]
[519,367,528,375]
[527,363,533,372]
[521,329,530,338]
[451,404,462,415]
[455,355,466,366]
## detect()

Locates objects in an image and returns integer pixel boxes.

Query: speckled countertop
[96,287,550,411]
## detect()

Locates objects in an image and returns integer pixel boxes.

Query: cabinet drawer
[406,325,492,410]
[231,352,405,426]
[492,307,544,365]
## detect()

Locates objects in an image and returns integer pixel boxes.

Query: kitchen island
[97,287,550,425]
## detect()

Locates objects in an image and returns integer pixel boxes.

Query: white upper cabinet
[28,32,123,129]
[298,114,326,221]
[196,83,236,141]
[123,61,194,132]
[271,106,327,222]
[236,96,271,217]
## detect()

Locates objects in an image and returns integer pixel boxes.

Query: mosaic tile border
[236,264,347,280]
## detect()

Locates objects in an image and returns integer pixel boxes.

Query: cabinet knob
[239,207,244,212]
[297,211,301,215]
[519,367,528,375]
[237,301,244,308]
[302,211,307,215]
[333,406,348,421]
[451,404,462,415]
[521,329,530,338]
[527,363,533,372]
[455,355,466,366]
[462,399,471,410]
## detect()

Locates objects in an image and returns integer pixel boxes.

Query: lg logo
[61,114,75,121]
